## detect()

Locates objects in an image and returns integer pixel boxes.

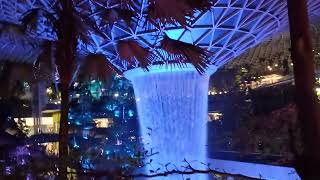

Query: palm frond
[98,7,136,26]
[20,8,58,33]
[0,21,41,49]
[72,12,95,45]
[88,0,136,26]
[79,53,119,82]
[0,21,25,37]
[147,0,191,26]
[73,10,111,41]
[94,0,134,9]
[147,0,213,26]
[116,40,152,69]
[160,35,211,74]
[33,42,55,82]
[21,8,41,31]
[73,0,92,15]
[185,0,214,11]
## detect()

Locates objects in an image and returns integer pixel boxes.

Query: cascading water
[125,64,216,179]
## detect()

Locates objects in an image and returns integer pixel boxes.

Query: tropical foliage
[1,1,213,176]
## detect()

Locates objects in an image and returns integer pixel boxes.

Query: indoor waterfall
[125,64,216,179]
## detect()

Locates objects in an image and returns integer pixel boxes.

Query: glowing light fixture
[93,118,113,128]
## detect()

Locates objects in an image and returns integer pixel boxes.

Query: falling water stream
[125,65,215,180]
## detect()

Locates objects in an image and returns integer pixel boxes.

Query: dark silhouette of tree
[287,0,320,179]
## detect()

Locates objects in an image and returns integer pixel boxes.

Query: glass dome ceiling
[0,0,320,71]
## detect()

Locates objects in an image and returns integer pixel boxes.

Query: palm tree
[17,0,212,176]
[18,2,114,175]
[287,0,320,179]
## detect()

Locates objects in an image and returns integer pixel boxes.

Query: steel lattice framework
[231,23,320,67]
[0,0,320,71]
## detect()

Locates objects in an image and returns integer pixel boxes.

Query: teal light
[89,80,102,100]
[114,110,120,117]
[128,110,134,117]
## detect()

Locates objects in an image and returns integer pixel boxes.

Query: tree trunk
[0,62,12,98]
[58,85,69,177]
[56,0,77,177]
[287,0,320,179]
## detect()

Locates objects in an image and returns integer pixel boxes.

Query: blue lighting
[89,80,102,100]
[0,0,319,84]
[165,29,184,40]
[105,104,117,111]
[128,110,134,117]
[124,64,217,77]
[1,0,311,70]
[125,64,216,179]
[73,137,80,149]
[114,110,120,117]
